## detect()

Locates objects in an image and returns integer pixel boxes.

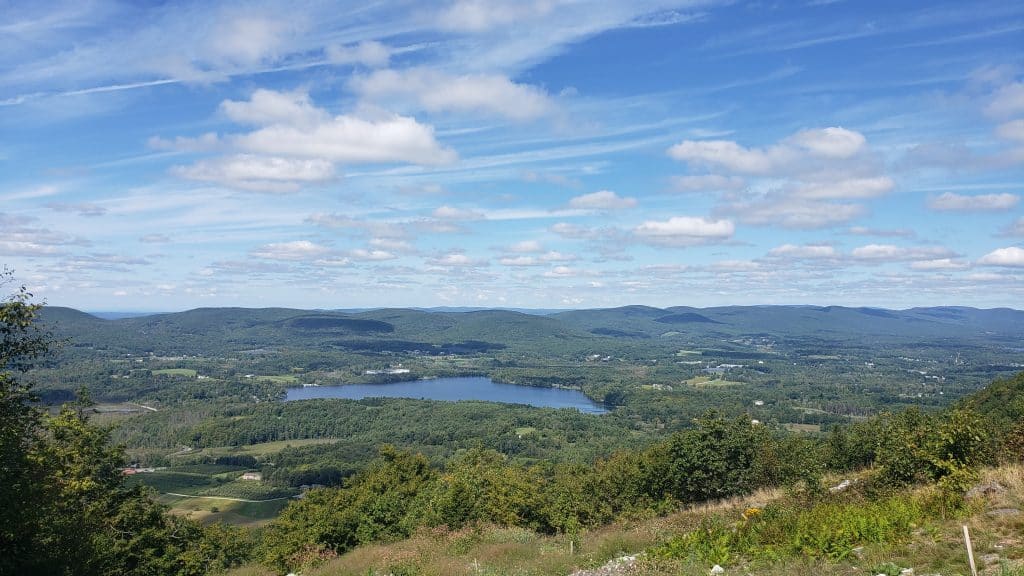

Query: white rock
[710,565,725,575]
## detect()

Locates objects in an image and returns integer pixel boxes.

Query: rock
[830,479,853,493]
[966,481,1005,499]
[710,565,725,575]
[568,553,640,576]
[987,507,1021,517]
[900,569,914,576]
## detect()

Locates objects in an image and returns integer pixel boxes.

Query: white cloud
[251,240,330,261]
[727,197,865,229]
[47,202,107,217]
[233,109,456,165]
[847,226,915,238]
[667,139,779,174]
[985,82,1024,118]
[910,258,969,270]
[667,127,867,175]
[428,252,488,267]
[506,240,544,253]
[995,119,1024,142]
[711,259,761,271]
[1000,217,1024,237]
[432,205,485,220]
[768,244,837,259]
[793,176,893,199]
[147,132,221,152]
[325,40,390,68]
[220,89,327,127]
[436,0,554,32]
[352,68,554,120]
[634,216,734,246]
[979,246,1024,267]
[670,174,745,193]
[500,251,578,266]
[549,222,598,239]
[850,244,954,262]
[786,127,866,158]
[348,248,397,261]
[543,265,585,278]
[567,190,637,210]
[927,192,1019,212]
[207,15,295,66]
[174,154,335,192]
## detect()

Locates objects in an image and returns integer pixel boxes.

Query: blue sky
[2,0,1023,310]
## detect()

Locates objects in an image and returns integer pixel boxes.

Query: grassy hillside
[225,464,1024,576]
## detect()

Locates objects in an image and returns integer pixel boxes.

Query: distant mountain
[38,304,1024,358]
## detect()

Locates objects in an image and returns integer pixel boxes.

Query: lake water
[284,376,607,414]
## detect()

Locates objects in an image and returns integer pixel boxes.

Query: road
[162,492,293,503]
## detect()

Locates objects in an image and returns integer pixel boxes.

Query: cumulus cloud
[850,244,954,262]
[174,155,335,192]
[0,212,89,256]
[498,251,577,266]
[168,89,455,191]
[909,258,969,270]
[207,15,296,67]
[251,240,331,261]
[436,0,554,31]
[220,89,327,127]
[147,132,221,152]
[979,246,1024,267]
[633,216,734,246]
[432,205,486,220]
[995,119,1024,142]
[667,127,867,175]
[428,252,488,267]
[669,127,889,230]
[348,248,397,261]
[1000,217,1024,237]
[549,222,600,240]
[847,226,915,238]
[506,240,544,253]
[233,109,456,165]
[793,176,893,200]
[768,244,837,259]
[927,192,1019,212]
[567,190,637,210]
[985,82,1024,118]
[352,68,554,120]
[726,196,865,229]
[325,40,390,68]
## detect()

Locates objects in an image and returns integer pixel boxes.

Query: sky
[2,0,1023,311]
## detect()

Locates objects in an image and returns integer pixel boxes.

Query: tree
[0,270,53,573]
[0,270,251,575]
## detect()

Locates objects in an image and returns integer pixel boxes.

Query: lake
[284,376,607,414]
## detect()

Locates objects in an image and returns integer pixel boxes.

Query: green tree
[0,271,250,575]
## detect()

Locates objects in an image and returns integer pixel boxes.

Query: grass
[170,437,343,460]
[152,368,198,377]
[783,423,822,433]
[253,374,299,384]
[685,375,742,387]
[159,494,290,527]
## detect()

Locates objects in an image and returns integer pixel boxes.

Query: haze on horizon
[2,1,1023,311]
